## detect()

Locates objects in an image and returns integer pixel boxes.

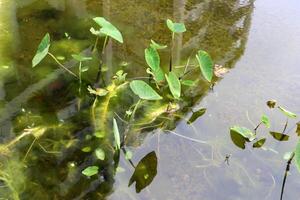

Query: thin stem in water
[280,151,295,200]
[47,52,78,78]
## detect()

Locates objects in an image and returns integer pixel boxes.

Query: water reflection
[0,0,254,199]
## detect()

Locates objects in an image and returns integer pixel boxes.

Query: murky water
[0,0,299,199]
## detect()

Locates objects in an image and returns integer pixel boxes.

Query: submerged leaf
[266,100,277,109]
[128,151,157,193]
[196,50,213,82]
[181,80,196,87]
[261,114,270,128]
[166,19,186,33]
[145,46,164,82]
[269,131,289,141]
[165,72,181,99]
[87,86,108,96]
[113,118,121,150]
[81,146,92,152]
[82,166,99,177]
[283,151,294,160]
[278,106,297,118]
[130,80,162,100]
[95,148,105,160]
[187,108,206,124]
[150,40,167,50]
[93,17,123,43]
[71,54,92,62]
[32,33,50,67]
[253,138,266,148]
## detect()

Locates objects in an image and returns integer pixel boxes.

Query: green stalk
[47,52,78,78]
[169,32,175,72]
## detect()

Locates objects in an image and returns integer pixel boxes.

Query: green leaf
[278,106,297,118]
[32,33,50,67]
[82,166,99,177]
[87,86,108,96]
[145,46,164,82]
[187,108,206,124]
[269,131,289,141]
[130,80,162,100]
[230,126,256,141]
[196,50,213,82]
[125,150,133,160]
[253,138,266,148]
[113,118,121,150]
[230,130,247,149]
[261,114,270,128]
[128,151,157,193]
[95,148,105,160]
[90,27,103,37]
[150,40,167,49]
[181,80,196,87]
[165,72,181,99]
[71,54,92,62]
[296,122,300,136]
[166,19,186,33]
[93,17,123,43]
[81,66,89,72]
[295,140,300,173]
[81,146,92,152]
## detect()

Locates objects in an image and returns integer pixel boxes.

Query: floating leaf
[181,80,196,87]
[32,33,50,67]
[95,148,105,160]
[261,114,270,128]
[296,122,300,136]
[196,50,213,82]
[82,166,99,177]
[150,40,167,49]
[278,106,297,118]
[93,17,123,43]
[71,54,92,62]
[230,130,247,149]
[267,100,277,108]
[128,151,157,193]
[253,138,266,148]
[145,46,164,82]
[130,80,162,100]
[230,126,256,141]
[166,19,186,33]
[187,108,206,124]
[295,140,300,173]
[269,131,289,141]
[113,118,121,150]
[214,64,229,78]
[165,72,181,99]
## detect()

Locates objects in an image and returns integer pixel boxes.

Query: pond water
[0,0,300,199]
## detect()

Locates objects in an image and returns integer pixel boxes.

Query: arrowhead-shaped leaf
[165,72,181,99]
[269,131,289,141]
[32,33,50,67]
[93,17,123,43]
[145,46,164,82]
[166,19,186,33]
[130,80,162,100]
[196,50,213,82]
[187,108,206,124]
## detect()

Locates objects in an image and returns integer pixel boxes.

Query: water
[0,0,299,199]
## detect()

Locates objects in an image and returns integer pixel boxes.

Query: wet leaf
[94,131,105,138]
[87,86,108,96]
[82,166,99,177]
[278,106,297,118]
[181,80,196,87]
[32,33,50,67]
[81,66,89,72]
[187,108,206,124]
[71,54,92,62]
[196,50,213,82]
[95,148,105,160]
[125,150,133,160]
[130,80,162,100]
[128,151,157,193]
[165,72,181,99]
[296,122,300,136]
[81,146,92,152]
[295,140,300,173]
[261,114,270,128]
[253,138,266,148]
[93,17,123,43]
[150,40,167,49]
[214,64,229,78]
[145,46,164,82]
[266,100,277,108]
[166,19,186,33]
[283,151,293,160]
[113,70,127,83]
[230,126,256,141]
[113,118,121,150]
[230,130,247,149]
[269,131,289,141]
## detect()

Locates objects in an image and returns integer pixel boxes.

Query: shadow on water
[0,0,254,199]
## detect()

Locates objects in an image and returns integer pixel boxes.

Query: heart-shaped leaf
[165,72,181,99]
[253,138,266,148]
[196,50,213,82]
[230,126,256,141]
[32,33,50,67]
[187,108,206,124]
[166,19,186,33]
[93,17,123,43]
[145,46,164,82]
[130,80,162,100]
[269,131,289,141]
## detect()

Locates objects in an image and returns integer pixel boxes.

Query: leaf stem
[169,32,175,72]
[280,151,295,200]
[282,118,289,134]
[254,122,262,134]
[79,62,82,94]
[47,52,78,78]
